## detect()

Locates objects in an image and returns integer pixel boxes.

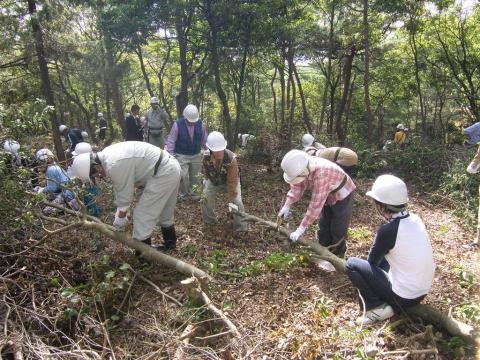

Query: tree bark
[409,28,426,136]
[204,0,234,147]
[335,45,355,145]
[27,0,64,162]
[363,0,374,145]
[104,31,126,135]
[271,68,278,130]
[293,62,313,134]
[175,6,189,116]
[135,46,154,98]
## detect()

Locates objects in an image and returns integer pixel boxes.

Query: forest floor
[2,152,479,359]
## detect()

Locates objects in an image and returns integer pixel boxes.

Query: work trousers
[148,132,165,149]
[317,192,354,257]
[176,153,202,198]
[200,179,248,231]
[133,156,180,241]
[346,257,425,312]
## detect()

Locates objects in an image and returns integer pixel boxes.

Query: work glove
[289,226,306,243]
[467,161,480,174]
[113,214,128,228]
[34,186,44,193]
[278,206,291,220]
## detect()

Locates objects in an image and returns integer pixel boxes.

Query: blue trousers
[345,257,425,311]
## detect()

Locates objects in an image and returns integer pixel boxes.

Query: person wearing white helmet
[166,104,208,200]
[143,96,168,148]
[240,133,255,148]
[70,141,181,251]
[394,124,406,148]
[346,175,435,325]
[311,146,358,178]
[3,139,22,166]
[301,133,325,155]
[35,148,79,214]
[278,149,356,259]
[97,112,108,141]
[200,131,247,232]
[58,124,85,152]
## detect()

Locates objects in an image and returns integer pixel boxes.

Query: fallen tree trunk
[231,207,479,345]
[40,200,211,283]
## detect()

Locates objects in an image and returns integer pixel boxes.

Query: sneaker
[356,304,394,325]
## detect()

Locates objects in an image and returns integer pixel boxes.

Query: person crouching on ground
[35,148,79,214]
[278,150,356,259]
[71,141,181,251]
[200,131,248,232]
[346,175,435,325]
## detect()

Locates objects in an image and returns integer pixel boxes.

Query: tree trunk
[104,31,126,136]
[175,7,189,116]
[233,40,250,150]
[204,0,234,146]
[363,0,374,145]
[271,68,278,130]
[136,46,154,98]
[27,0,64,161]
[335,45,355,145]
[319,2,335,134]
[410,30,426,136]
[293,62,313,134]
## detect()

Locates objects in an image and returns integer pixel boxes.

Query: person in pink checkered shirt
[278,150,356,258]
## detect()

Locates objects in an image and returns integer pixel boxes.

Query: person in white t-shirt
[346,175,435,325]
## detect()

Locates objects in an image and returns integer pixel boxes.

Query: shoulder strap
[333,147,342,162]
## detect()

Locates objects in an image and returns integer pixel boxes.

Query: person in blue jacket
[35,148,79,214]
[346,175,435,325]
[59,124,85,153]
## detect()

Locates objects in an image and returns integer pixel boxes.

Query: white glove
[467,162,479,174]
[278,206,291,219]
[35,186,44,193]
[289,226,306,242]
[113,214,128,228]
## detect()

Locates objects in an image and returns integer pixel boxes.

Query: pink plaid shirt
[284,157,356,229]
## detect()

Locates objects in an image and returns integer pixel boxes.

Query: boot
[135,237,151,256]
[157,226,177,250]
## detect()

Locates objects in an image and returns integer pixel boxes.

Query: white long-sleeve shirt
[97,141,166,209]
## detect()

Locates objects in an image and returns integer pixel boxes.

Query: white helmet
[281,149,309,184]
[366,174,408,206]
[72,142,92,156]
[183,104,199,123]
[59,124,68,133]
[36,148,54,162]
[206,131,227,152]
[81,131,88,138]
[150,96,159,104]
[71,153,92,182]
[97,112,103,118]
[396,124,405,130]
[302,133,315,147]
[3,139,20,154]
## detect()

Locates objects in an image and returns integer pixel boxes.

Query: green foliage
[454,265,476,290]
[205,250,228,275]
[239,251,310,277]
[313,296,334,319]
[454,304,480,326]
[348,227,372,243]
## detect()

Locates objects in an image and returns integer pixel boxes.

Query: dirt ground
[2,157,479,359]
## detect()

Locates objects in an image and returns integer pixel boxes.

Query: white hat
[150,96,159,104]
[206,131,227,152]
[366,174,408,206]
[302,133,315,147]
[36,148,54,162]
[3,139,20,154]
[97,112,103,118]
[183,104,199,123]
[281,150,309,184]
[396,124,405,130]
[59,124,68,133]
[72,142,92,156]
[81,131,88,138]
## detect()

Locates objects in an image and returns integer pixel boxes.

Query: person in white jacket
[71,141,181,251]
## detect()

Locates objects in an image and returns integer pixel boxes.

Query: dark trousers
[99,128,106,141]
[346,257,425,311]
[317,192,354,257]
